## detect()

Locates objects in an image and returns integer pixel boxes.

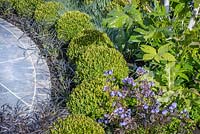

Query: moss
[67,29,114,61]
[67,78,115,119]
[51,114,105,134]
[75,45,129,82]
[34,1,64,27]
[56,11,94,42]
[12,0,44,17]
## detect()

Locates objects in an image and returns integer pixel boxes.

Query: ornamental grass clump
[56,11,94,42]
[0,0,12,12]
[34,1,64,28]
[67,29,114,61]
[98,68,195,134]
[75,45,129,82]
[51,114,105,134]
[67,78,115,119]
[12,0,44,17]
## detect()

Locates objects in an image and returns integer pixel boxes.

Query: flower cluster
[100,68,192,133]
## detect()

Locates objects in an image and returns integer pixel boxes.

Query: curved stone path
[0,18,51,109]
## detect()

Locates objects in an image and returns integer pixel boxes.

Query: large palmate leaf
[0,19,50,109]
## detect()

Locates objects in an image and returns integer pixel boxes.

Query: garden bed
[0,0,200,134]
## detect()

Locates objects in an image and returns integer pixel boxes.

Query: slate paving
[0,18,51,109]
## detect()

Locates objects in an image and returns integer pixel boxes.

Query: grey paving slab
[0,18,51,109]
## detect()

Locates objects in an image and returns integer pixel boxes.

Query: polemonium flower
[120,121,127,126]
[103,86,109,91]
[151,109,156,113]
[155,108,160,113]
[171,102,177,109]
[162,110,168,115]
[117,91,123,97]
[136,67,146,75]
[104,70,113,76]
[122,77,136,86]
[143,104,149,110]
[110,91,116,97]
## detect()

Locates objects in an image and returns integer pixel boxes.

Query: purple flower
[110,91,116,97]
[120,121,128,126]
[122,77,136,86]
[156,101,161,106]
[171,102,177,109]
[104,114,109,118]
[120,114,126,119]
[117,91,123,97]
[148,81,155,87]
[103,86,109,91]
[114,107,124,115]
[162,110,168,115]
[151,109,156,113]
[143,104,149,110]
[169,106,174,110]
[104,70,113,76]
[155,108,160,113]
[136,67,146,76]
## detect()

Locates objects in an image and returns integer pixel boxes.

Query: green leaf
[158,44,171,55]
[144,31,155,40]
[124,4,144,27]
[129,35,142,43]
[161,53,176,61]
[134,28,147,35]
[174,3,185,16]
[143,54,155,61]
[157,91,175,103]
[194,0,200,8]
[141,45,157,55]
[177,73,189,81]
[102,9,129,28]
[154,55,161,63]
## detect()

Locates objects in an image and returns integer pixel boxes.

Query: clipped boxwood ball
[67,29,114,61]
[51,114,105,134]
[67,78,115,119]
[12,0,44,17]
[56,11,94,41]
[75,45,129,82]
[34,1,64,27]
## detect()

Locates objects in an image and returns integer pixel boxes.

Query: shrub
[67,29,114,61]
[56,11,94,41]
[67,78,115,119]
[12,0,44,17]
[99,69,195,134]
[75,45,129,82]
[50,114,105,134]
[34,1,64,27]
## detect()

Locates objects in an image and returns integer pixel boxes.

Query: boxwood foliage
[67,29,114,61]
[56,11,94,42]
[51,114,105,134]
[11,0,44,17]
[67,78,115,119]
[34,1,64,28]
[75,45,129,82]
